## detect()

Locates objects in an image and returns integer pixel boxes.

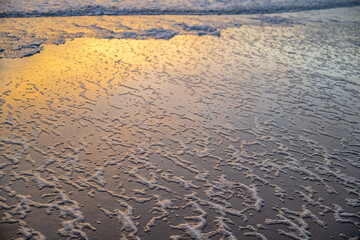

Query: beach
[0,5,359,240]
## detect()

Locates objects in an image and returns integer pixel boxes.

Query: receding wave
[1,0,360,17]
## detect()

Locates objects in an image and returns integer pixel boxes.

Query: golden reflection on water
[0,33,222,105]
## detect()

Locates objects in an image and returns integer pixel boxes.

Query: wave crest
[1,0,360,17]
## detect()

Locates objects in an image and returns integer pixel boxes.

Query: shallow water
[0,7,359,240]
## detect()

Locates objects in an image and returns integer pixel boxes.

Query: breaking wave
[1,0,360,17]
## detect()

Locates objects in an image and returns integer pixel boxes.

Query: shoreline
[1,6,359,59]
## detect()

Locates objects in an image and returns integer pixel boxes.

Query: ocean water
[1,0,360,17]
[0,1,360,240]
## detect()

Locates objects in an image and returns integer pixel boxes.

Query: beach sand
[0,7,359,240]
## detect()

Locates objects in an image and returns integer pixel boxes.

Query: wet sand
[0,7,359,240]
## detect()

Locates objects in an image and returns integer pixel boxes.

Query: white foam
[100,201,138,237]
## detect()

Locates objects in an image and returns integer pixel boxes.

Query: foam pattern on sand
[0,7,359,240]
